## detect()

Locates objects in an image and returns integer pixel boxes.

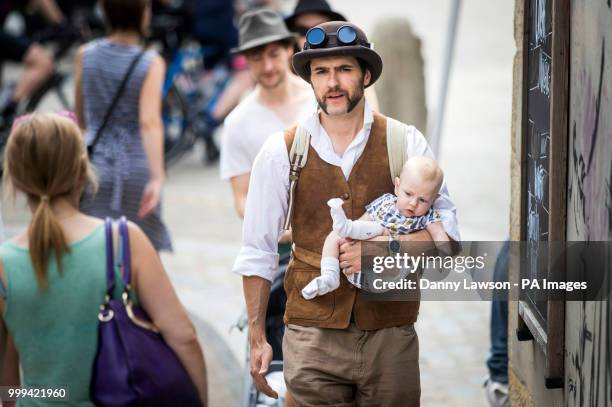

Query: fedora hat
[231,8,297,54]
[292,21,382,88]
[285,0,347,30]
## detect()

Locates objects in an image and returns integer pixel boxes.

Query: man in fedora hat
[233,21,460,405]
[285,0,347,49]
[221,8,314,218]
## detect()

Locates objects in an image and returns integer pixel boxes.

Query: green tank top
[0,224,129,407]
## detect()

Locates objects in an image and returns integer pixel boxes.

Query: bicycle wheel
[162,81,192,167]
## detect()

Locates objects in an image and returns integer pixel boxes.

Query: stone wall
[564,1,612,405]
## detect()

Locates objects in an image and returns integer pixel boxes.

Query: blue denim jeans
[486,240,509,384]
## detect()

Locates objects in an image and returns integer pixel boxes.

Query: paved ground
[1,1,514,405]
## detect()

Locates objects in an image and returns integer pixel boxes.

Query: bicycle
[6,6,104,113]
[150,6,231,167]
[0,12,102,170]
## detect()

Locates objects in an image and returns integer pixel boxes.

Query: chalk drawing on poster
[535,0,547,45]
[535,165,547,202]
[539,51,551,96]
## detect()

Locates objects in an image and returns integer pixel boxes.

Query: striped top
[80,38,172,251]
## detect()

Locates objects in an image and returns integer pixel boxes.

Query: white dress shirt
[232,102,461,282]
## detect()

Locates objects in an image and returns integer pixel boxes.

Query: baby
[302,156,450,300]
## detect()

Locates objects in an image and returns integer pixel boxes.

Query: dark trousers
[486,240,509,384]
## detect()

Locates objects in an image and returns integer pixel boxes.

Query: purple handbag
[91,217,202,406]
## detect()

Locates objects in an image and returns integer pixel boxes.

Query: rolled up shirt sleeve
[406,126,461,242]
[232,133,290,282]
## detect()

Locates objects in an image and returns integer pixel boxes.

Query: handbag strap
[118,216,132,288]
[88,51,145,155]
[104,217,115,296]
[103,216,132,296]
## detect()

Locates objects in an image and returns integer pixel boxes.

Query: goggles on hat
[304,25,371,50]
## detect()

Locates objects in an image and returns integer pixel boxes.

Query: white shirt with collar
[232,102,461,282]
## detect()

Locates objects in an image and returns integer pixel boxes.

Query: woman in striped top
[74,0,172,251]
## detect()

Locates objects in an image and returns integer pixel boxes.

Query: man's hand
[339,230,437,274]
[339,236,387,274]
[338,238,359,274]
[249,337,278,399]
[243,276,277,399]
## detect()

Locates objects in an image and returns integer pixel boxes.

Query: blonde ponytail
[4,113,96,287]
[27,195,70,286]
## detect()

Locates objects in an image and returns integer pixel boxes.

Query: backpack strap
[283,125,310,231]
[386,116,408,182]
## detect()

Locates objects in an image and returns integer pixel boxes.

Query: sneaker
[484,377,509,407]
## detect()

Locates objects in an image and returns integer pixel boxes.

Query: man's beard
[257,70,285,89]
[316,85,364,115]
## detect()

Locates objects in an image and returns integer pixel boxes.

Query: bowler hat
[285,0,347,29]
[231,8,297,54]
[292,21,383,88]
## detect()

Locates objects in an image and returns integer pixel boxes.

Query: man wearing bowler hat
[233,21,460,405]
[221,8,314,219]
[285,0,381,112]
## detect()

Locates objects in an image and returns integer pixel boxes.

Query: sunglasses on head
[303,25,371,50]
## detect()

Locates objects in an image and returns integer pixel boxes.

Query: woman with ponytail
[0,113,207,406]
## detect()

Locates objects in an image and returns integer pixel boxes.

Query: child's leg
[302,232,342,300]
[328,198,352,237]
[321,229,341,258]
[328,198,385,239]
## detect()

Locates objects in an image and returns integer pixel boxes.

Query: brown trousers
[283,323,420,406]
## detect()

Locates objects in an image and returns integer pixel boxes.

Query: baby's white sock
[328,198,385,239]
[301,257,341,300]
[328,198,351,237]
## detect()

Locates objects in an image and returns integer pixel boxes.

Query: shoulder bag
[91,217,202,406]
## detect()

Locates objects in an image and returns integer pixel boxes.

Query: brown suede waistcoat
[283,111,420,330]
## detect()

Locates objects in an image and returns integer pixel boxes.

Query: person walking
[220,10,314,406]
[220,8,314,219]
[284,0,380,111]
[0,0,57,129]
[0,113,207,406]
[233,21,460,405]
[74,0,172,251]
[484,240,510,407]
